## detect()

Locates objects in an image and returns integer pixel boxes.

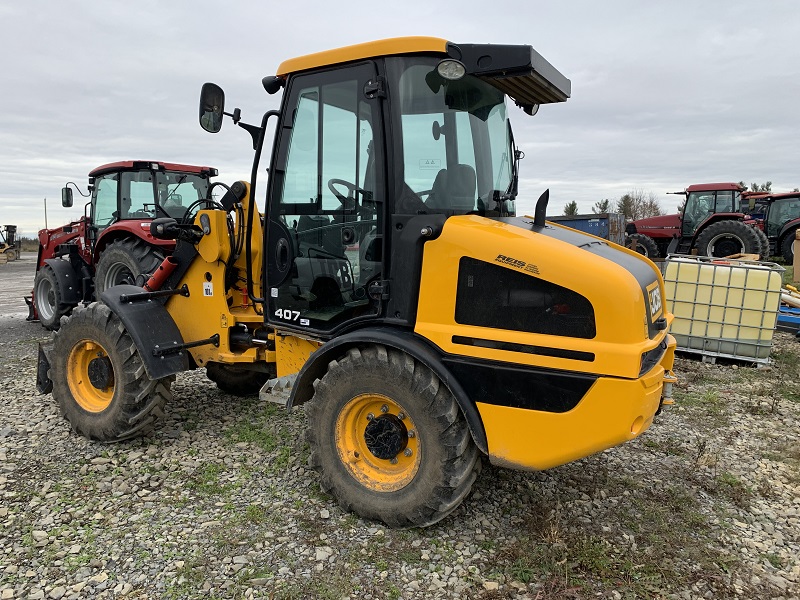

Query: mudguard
[101,285,189,379]
[43,259,82,306]
[286,326,488,454]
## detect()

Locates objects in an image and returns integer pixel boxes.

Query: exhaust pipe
[533,189,549,227]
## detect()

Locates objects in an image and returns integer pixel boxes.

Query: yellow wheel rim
[335,393,421,492]
[67,340,115,413]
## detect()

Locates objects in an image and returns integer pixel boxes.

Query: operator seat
[427,164,477,214]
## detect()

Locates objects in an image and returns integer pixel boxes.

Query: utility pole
[44,198,48,229]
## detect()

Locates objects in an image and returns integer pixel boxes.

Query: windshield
[386,57,515,216]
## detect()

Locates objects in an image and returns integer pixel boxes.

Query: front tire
[51,302,172,441]
[34,265,75,330]
[95,238,166,293]
[626,233,661,258]
[306,345,480,528]
[694,220,761,258]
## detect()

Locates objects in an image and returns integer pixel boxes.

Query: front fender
[42,259,82,306]
[100,285,189,379]
[287,326,488,454]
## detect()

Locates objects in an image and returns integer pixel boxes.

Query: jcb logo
[649,287,662,318]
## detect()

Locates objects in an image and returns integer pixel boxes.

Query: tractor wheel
[306,345,481,528]
[694,220,761,259]
[781,231,798,264]
[50,302,172,441]
[752,226,770,260]
[206,362,274,396]
[5,248,16,262]
[34,265,75,330]
[95,238,166,294]
[625,233,660,258]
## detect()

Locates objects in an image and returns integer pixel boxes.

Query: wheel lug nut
[380,404,389,413]
[404,448,413,457]
[408,430,415,438]
[390,457,398,465]
[366,413,375,421]
[397,412,405,420]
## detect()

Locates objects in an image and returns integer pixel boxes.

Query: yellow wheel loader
[38,37,677,527]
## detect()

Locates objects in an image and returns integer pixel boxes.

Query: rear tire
[752,226,770,260]
[34,265,75,331]
[5,248,16,261]
[95,238,166,294]
[51,302,172,441]
[206,362,274,396]
[694,220,761,258]
[306,345,480,528]
[626,233,661,258]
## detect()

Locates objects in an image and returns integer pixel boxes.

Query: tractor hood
[627,213,681,235]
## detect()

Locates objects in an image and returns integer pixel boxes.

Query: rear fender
[100,285,189,379]
[287,327,488,454]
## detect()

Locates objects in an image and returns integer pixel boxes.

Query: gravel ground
[1,254,799,599]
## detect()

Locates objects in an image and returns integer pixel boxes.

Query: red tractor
[27,160,217,329]
[624,182,768,259]
[746,192,800,263]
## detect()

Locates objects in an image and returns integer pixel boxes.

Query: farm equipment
[625,182,768,259]
[0,225,20,261]
[26,161,217,329]
[38,37,677,527]
[745,192,800,263]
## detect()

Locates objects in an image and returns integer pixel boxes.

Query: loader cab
[264,53,520,335]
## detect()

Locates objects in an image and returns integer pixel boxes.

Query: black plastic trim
[100,285,189,379]
[441,355,597,414]
[452,336,594,362]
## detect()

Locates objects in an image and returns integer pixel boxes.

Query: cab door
[265,62,385,336]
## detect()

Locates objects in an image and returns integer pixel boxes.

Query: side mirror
[199,82,225,133]
[61,187,73,208]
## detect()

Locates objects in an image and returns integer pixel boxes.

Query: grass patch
[186,463,231,496]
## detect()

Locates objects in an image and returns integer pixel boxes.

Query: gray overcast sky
[1,0,799,237]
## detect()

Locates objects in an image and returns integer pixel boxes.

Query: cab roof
[276,36,571,107]
[685,182,744,193]
[89,160,217,178]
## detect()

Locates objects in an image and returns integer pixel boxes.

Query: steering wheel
[327,178,362,209]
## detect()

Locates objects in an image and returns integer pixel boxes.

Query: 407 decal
[274,309,311,326]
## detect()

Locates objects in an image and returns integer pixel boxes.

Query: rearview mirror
[199,82,225,133]
[61,187,73,208]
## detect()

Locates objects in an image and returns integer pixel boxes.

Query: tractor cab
[680,183,743,237]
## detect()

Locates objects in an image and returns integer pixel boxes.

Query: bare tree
[563,201,579,216]
[615,189,664,220]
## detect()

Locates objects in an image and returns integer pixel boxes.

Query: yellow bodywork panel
[275,335,321,378]
[197,210,232,264]
[413,215,677,471]
[277,36,448,77]
[478,335,675,470]
[164,186,271,368]
[415,215,669,380]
